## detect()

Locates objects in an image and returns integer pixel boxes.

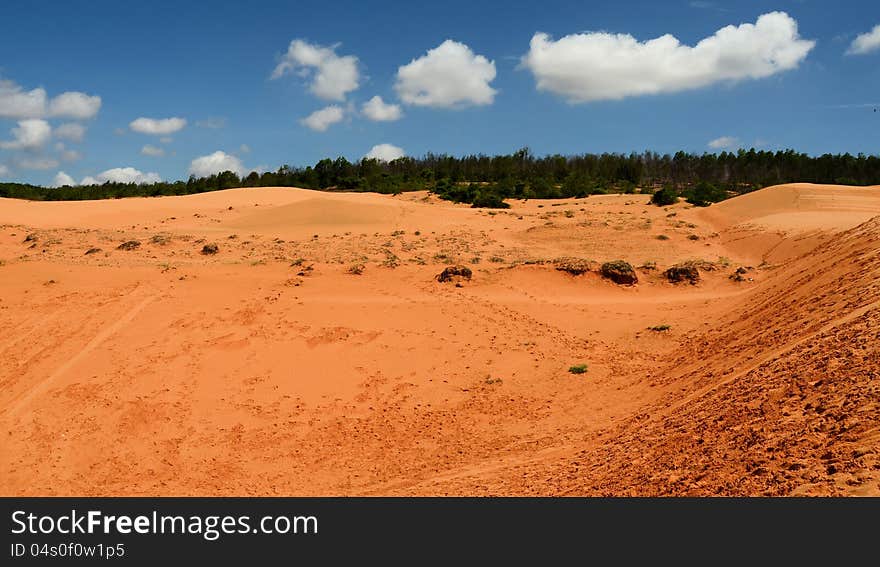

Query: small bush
[664,262,700,284]
[471,191,510,209]
[648,324,671,332]
[200,243,219,255]
[554,257,594,276]
[600,260,638,285]
[568,364,588,375]
[436,265,472,283]
[117,240,141,251]
[347,263,365,275]
[685,181,727,207]
[651,187,678,206]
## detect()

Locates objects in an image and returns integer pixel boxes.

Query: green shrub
[685,181,727,207]
[650,187,678,206]
[471,191,510,209]
[568,364,588,375]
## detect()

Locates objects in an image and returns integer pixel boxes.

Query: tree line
[1,148,879,206]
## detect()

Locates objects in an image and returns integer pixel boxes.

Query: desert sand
[1,182,878,496]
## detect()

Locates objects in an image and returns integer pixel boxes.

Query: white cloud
[129,117,187,135]
[708,136,740,149]
[0,80,47,119]
[847,24,880,55]
[239,144,251,154]
[188,150,244,177]
[141,144,165,157]
[395,40,497,108]
[0,119,52,150]
[272,39,360,101]
[0,79,101,119]
[49,92,101,119]
[521,11,815,103]
[361,95,403,121]
[54,122,87,142]
[87,167,161,184]
[52,171,76,187]
[364,143,405,162]
[300,105,345,131]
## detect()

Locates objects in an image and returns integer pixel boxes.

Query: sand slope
[1,183,877,495]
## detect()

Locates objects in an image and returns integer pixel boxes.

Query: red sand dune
[0,184,877,495]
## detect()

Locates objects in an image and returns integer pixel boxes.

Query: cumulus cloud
[364,143,405,162]
[0,79,101,120]
[361,96,403,121]
[395,40,497,108]
[521,11,815,103]
[141,144,165,157]
[0,119,52,150]
[0,80,47,119]
[708,136,740,150]
[847,24,880,55]
[48,92,102,119]
[52,171,76,187]
[188,150,244,177]
[83,167,161,185]
[272,39,360,101]
[300,105,345,131]
[129,117,187,135]
[54,122,87,142]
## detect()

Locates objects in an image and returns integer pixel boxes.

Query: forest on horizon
[2,148,879,207]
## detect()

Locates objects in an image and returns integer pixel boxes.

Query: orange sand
[1,184,877,495]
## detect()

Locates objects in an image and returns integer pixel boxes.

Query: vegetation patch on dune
[664,262,701,284]
[554,257,595,276]
[436,265,472,283]
[117,240,141,251]
[600,260,638,285]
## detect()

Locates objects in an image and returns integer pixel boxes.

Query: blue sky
[0,0,878,186]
